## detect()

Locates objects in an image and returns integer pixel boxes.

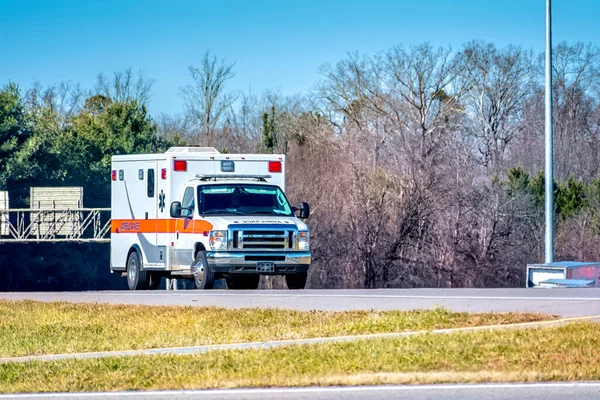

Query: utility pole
[544,0,554,263]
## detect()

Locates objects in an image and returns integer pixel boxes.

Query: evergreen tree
[262,106,276,152]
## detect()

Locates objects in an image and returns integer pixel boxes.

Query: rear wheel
[285,272,307,290]
[192,251,215,289]
[148,272,162,290]
[127,251,149,290]
[226,275,260,290]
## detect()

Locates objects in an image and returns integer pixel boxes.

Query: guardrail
[0,208,111,243]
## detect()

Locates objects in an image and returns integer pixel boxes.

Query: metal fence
[0,192,8,236]
[30,187,84,237]
[0,208,111,243]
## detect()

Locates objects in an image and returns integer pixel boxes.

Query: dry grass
[0,322,598,393]
[0,300,549,357]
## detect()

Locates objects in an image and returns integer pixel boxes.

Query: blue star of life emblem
[159,190,166,212]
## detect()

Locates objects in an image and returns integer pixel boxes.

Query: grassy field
[0,300,550,357]
[0,322,597,393]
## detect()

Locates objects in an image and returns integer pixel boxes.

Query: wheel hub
[128,258,137,282]
[193,259,205,284]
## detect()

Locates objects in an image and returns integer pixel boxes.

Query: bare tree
[183,40,600,290]
[459,41,534,173]
[311,44,470,288]
[509,92,545,174]
[181,52,237,146]
[550,42,600,180]
[25,81,87,123]
[95,68,154,105]
[316,52,374,128]
[381,43,465,171]
[157,113,190,144]
[440,182,540,287]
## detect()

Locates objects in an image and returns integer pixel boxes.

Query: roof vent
[166,147,221,154]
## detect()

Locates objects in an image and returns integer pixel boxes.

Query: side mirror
[170,201,183,218]
[299,202,310,219]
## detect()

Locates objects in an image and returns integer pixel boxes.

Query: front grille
[243,244,286,249]
[231,228,296,250]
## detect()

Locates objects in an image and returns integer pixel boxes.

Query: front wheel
[285,272,307,290]
[192,251,215,289]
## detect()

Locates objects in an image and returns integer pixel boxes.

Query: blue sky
[1,0,599,116]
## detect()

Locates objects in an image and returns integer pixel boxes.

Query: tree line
[1,41,599,290]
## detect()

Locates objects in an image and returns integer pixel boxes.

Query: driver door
[174,186,196,270]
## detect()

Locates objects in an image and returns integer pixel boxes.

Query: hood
[204,215,309,231]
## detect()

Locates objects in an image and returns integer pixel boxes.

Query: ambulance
[110,147,311,290]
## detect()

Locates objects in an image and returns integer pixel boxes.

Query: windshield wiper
[202,209,245,215]
[245,210,290,216]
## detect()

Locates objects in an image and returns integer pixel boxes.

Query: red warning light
[268,161,282,173]
[269,161,281,172]
[174,160,187,171]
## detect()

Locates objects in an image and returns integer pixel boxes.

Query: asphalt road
[4,383,600,400]
[0,288,599,317]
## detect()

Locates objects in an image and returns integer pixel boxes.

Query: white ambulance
[110,147,311,290]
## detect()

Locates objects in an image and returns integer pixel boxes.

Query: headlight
[209,230,228,251]
[298,231,310,251]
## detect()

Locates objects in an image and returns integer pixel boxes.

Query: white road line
[2,383,600,398]
[12,293,600,301]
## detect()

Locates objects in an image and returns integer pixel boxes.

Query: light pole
[544,0,554,264]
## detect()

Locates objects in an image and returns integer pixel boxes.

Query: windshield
[198,184,293,216]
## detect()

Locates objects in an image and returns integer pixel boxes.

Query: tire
[127,251,150,290]
[285,272,307,290]
[226,275,260,290]
[192,251,215,289]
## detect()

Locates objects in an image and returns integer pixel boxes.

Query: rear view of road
[0,288,599,317]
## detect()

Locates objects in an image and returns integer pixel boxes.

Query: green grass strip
[0,322,598,393]
[0,300,549,357]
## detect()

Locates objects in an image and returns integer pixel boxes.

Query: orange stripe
[111,219,214,234]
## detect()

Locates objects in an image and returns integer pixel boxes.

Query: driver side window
[181,187,195,217]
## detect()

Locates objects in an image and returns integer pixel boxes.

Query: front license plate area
[257,262,275,272]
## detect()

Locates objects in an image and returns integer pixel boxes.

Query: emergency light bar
[196,174,272,182]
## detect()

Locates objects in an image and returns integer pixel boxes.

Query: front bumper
[206,251,311,275]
